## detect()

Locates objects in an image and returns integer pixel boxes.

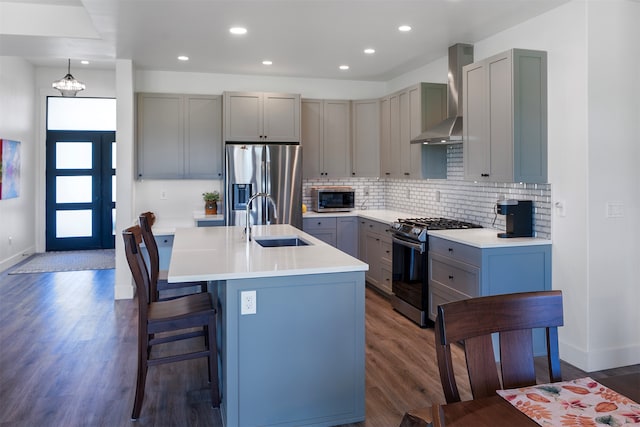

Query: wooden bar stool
[139,212,208,302]
[122,225,220,420]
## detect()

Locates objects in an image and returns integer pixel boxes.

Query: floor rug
[9,249,115,274]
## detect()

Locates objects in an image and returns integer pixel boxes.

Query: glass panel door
[46,131,116,250]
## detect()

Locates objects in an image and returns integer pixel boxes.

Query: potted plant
[202,191,220,215]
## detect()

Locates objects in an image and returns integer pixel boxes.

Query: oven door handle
[392,235,425,253]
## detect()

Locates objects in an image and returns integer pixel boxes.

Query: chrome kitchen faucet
[245,192,278,243]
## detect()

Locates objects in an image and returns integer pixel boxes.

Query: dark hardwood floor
[1,264,638,427]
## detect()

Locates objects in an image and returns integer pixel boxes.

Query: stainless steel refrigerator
[225,143,303,229]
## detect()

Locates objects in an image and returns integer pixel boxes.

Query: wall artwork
[0,139,21,199]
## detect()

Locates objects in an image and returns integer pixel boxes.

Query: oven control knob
[412,227,421,236]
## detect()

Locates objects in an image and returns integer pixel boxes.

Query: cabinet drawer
[429,252,479,297]
[302,217,337,231]
[360,218,390,235]
[429,281,471,322]
[379,262,393,295]
[429,236,481,266]
[381,240,392,264]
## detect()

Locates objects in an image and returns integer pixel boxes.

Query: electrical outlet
[364,186,370,196]
[8,236,12,245]
[241,290,257,315]
[406,189,411,199]
[160,190,167,200]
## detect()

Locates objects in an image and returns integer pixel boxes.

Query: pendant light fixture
[52,59,86,97]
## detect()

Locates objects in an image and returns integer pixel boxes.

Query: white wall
[0,57,36,270]
[586,0,640,371]
[135,70,386,100]
[466,0,639,371]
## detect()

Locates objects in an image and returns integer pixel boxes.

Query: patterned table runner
[497,377,640,426]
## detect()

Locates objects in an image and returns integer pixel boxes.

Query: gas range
[390,217,482,243]
[389,217,482,328]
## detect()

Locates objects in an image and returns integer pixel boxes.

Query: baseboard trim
[0,246,36,273]
[560,340,640,372]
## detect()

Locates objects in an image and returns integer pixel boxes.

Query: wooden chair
[122,225,220,420]
[399,290,563,427]
[139,212,208,302]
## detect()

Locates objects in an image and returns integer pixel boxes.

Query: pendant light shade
[52,59,86,97]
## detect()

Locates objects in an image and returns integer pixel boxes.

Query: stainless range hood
[411,43,474,144]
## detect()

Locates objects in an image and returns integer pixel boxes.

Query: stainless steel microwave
[310,186,355,212]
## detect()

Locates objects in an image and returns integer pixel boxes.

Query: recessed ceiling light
[398,25,412,32]
[229,27,247,35]
[262,60,273,65]
[177,55,189,61]
[364,48,375,55]
[339,65,350,70]
[80,60,89,65]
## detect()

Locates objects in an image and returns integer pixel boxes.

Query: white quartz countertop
[168,224,368,282]
[303,209,412,224]
[428,228,552,248]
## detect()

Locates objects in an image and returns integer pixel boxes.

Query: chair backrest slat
[122,225,150,324]
[435,290,563,403]
[139,212,160,301]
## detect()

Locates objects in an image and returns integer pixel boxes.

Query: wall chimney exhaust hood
[411,43,474,144]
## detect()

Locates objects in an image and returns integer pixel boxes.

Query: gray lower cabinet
[359,218,392,294]
[303,217,337,247]
[136,93,223,179]
[140,234,174,272]
[337,217,358,257]
[303,216,358,257]
[428,235,551,353]
[463,49,547,183]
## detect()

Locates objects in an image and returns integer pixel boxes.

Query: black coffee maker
[496,199,533,238]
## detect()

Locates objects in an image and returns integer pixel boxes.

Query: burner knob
[392,223,401,230]
[412,227,421,235]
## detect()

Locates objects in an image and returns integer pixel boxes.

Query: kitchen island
[168,224,368,427]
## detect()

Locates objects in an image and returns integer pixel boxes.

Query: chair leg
[208,316,220,408]
[131,341,149,420]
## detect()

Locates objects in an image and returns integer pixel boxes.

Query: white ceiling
[0,0,571,81]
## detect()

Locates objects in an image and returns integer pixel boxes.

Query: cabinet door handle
[448,248,453,252]
[448,275,454,280]
[385,172,390,176]
[385,250,390,254]
[404,172,410,176]
[481,173,490,177]
[317,222,322,225]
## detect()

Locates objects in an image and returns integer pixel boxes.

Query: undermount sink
[254,236,310,248]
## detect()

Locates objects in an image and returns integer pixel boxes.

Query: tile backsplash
[303,144,551,239]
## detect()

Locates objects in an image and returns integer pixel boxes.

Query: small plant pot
[204,201,217,215]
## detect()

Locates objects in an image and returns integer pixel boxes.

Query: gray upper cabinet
[136,93,223,179]
[382,83,447,179]
[409,83,448,179]
[223,91,301,142]
[351,99,380,177]
[379,97,391,177]
[463,49,548,183]
[301,99,351,178]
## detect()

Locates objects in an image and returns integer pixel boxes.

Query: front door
[45,130,116,251]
